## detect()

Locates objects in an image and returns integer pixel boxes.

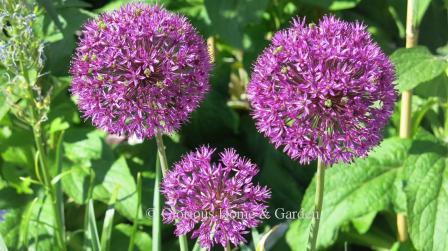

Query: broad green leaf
[351,212,377,234]
[391,46,448,92]
[411,97,439,135]
[414,71,448,99]
[62,158,138,220]
[62,130,138,220]
[286,138,412,250]
[0,209,20,250]
[0,197,59,251]
[110,224,152,251]
[49,117,70,134]
[84,199,101,251]
[92,157,138,220]
[28,197,58,251]
[404,148,448,250]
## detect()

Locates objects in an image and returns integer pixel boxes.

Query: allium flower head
[161,146,271,249]
[70,3,211,139]
[247,16,397,165]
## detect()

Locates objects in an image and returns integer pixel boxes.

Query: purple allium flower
[247,16,397,165]
[70,3,211,139]
[161,146,271,249]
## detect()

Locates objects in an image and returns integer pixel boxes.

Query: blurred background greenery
[0,0,447,250]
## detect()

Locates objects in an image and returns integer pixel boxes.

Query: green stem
[444,103,448,138]
[224,242,232,251]
[397,0,419,242]
[306,158,326,251]
[33,126,67,251]
[20,62,66,251]
[152,156,162,251]
[179,235,189,251]
[155,132,189,251]
[155,132,169,176]
[129,173,142,251]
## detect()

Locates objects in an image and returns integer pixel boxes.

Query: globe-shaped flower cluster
[161,146,271,249]
[70,3,211,139]
[247,16,397,164]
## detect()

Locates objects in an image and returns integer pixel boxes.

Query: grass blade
[84,199,101,251]
[256,226,280,251]
[0,233,8,251]
[128,172,143,251]
[192,240,206,251]
[54,131,66,237]
[19,197,39,247]
[100,185,121,251]
[152,155,162,251]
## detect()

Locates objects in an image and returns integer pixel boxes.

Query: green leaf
[351,212,377,234]
[49,117,70,134]
[286,138,412,250]
[92,157,138,220]
[84,199,101,251]
[0,209,20,250]
[111,224,152,251]
[404,148,448,250]
[62,158,138,220]
[10,196,58,251]
[36,0,64,31]
[411,97,439,135]
[414,71,448,99]
[62,130,138,220]
[391,46,448,92]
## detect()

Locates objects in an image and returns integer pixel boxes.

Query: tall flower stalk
[397,0,418,242]
[155,132,189,251]
[247,16,396,250]
[70,3,211,250]
[1,1,66,250]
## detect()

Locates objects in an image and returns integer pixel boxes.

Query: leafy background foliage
[0,0,447,250]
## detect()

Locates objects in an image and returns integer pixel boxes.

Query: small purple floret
[70,3,211,139]
[247,16,397,165]
[161,146,271,249]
